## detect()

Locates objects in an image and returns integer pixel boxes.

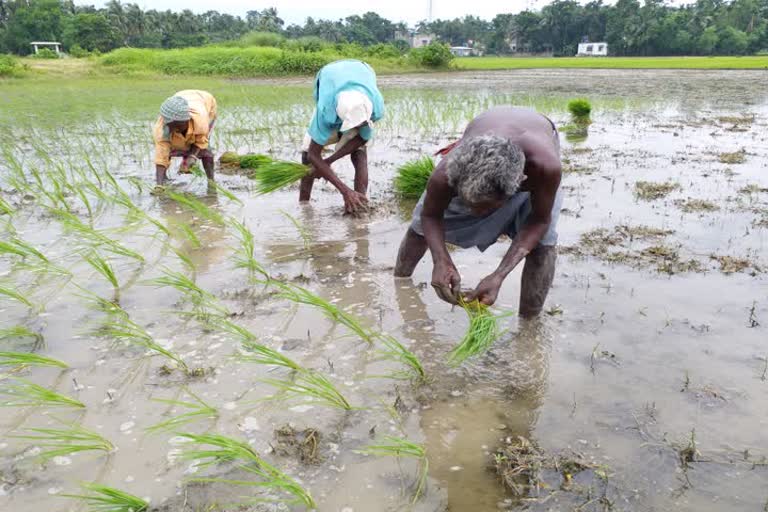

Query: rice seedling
[567,98,592,124]
[279,210,311,250]
[250,160,310,195]
[146,389,218,434]
[273,282,373,344]
[228,218,270,280]
[356,436,428,503]
[239,154,273,169]
[175,221,201,248]
[0,284,33,307]
[374,334,427,383]
[239,339,302,371]
[148,268,227,321]
[171,246,196,273]
[52,208,144,262]
[209,181,243,206]
[394,156,435,198]
[11,421,114,461]
[62,483,149,512]
[263,369,353,410]
[83,251,119,294]
[447,300,512,366]
[0,196,14,216]
[219,151,242,168]
[178,432,316,509]
[164,190,225,225]
[0,378,85,408]
[0,325,44,347]
[99,317,188,372]
[0,351,68,369]
[0,237,48,262]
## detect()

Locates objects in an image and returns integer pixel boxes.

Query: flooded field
[1,69,767,512]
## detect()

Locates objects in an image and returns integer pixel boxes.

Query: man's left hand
[464,273,504,306]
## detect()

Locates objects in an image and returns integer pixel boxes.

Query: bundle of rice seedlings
[219,151,242,168]
[273,282,373,343]
[63,483,148,512]
[239,154,273,169]
[394,156,435,198]
[11,421,114,461]
[0,351,68,369]
[251,160,310,195]
[447,300,511,366]
[567,98,592,124]
[178,432,316,509]
[0,379,85,408]
[263,369,352,410]
[374,334,427,383]
[356,436,428,503]
[145,389,218,434]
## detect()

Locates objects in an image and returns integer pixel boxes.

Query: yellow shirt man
[153,90,217,188]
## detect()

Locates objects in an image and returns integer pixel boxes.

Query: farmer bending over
[299,59,385,214]
[153,90,217,191]
[394,107,563,318]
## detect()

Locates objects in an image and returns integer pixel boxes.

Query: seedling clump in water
[448,300,511,366]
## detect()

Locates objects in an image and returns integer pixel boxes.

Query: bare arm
[306,139,367,214]
[324,133,366,165]
[421,165,462,304]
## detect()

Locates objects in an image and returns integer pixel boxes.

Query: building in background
[395,30,437,48]
[577,41,608,56]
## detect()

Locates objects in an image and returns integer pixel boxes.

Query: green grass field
[455,55,768,70]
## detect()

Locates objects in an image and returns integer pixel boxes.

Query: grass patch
[394,156,434,198]
[718,149,747,164]
[634,180,681,200]
[454,56,768,70]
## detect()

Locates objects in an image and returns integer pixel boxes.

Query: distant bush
[366,43,404,59]
[0,54,23,77]
[68,45,100,58]
[31,48,60,59]
[223,31,286,48]
[409,42,454,68]
[283,36,330,52]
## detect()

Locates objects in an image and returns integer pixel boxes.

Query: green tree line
[0,0,765,56]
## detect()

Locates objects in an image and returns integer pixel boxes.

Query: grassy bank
[455,55,768,70]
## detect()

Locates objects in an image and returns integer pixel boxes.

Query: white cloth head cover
[336,90,373,133]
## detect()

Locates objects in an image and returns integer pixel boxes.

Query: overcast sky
[82,0,541,26]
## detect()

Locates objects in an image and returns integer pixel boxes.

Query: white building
[577,42,608,56]
[395,31,436,48]
[450,46,483,57]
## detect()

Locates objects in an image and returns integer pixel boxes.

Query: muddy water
[1,69,767,512]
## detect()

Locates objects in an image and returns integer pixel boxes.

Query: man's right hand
[342,189,368,215]
[431,260,461,305]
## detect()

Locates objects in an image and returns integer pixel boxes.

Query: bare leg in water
[299,151,314,202]
[351,149,368,196]
[519,245,557,318]
[394,228,427,277]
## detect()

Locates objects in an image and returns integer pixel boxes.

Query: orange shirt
[153,90,217,167]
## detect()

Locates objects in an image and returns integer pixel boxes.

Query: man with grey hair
[394,107,563,318]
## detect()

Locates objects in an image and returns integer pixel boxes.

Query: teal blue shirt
[308,60,385,145]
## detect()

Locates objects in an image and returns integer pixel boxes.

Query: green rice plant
[394,156,434,198]
[0,351,68,369]
[250,160,310,195]
[0,379,85,408]
[219,151,242,168]
[0,196,14,216]
[0,285,33,307]
[263,369,352,410]
[239,339,302,371]
[83,251,119,293]
[0,237,47,261]
[356,436,428,503]
[228,218,269,280]
[165,190,225,225]
[447,300,512,366]
[99,317,188,372]
[273,282,373,343]
[148,268,227,321]
[0,325,44,347]
[239,154,273,169]
[174,221,201,248]
[374,334,427,383]
[171,246,196,273]
[178,432,316,509]
[209,182,243,206]
[146,389,218,434]
[567,98,592,123]
[11,421,114,461]
[52,208,144,262]
[63,483,148,512]
[77,290,128,319]
[279,210,311,249]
